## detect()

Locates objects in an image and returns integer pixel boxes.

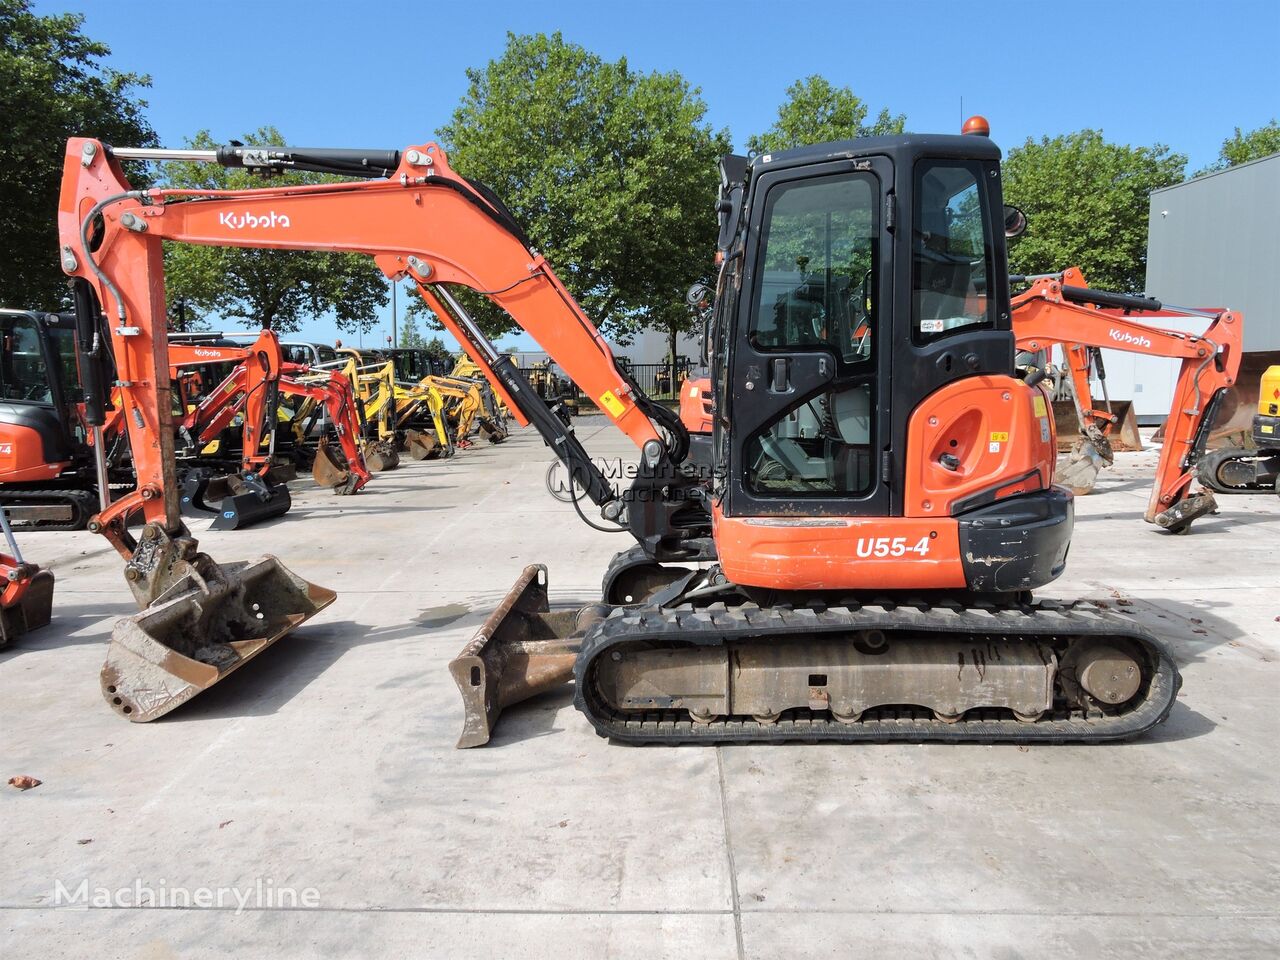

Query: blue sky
[42,0,1280,350]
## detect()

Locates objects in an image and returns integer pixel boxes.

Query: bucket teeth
[102,556,335,721]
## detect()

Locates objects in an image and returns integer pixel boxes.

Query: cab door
[723,156,893,518]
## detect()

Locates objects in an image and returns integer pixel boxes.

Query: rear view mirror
[685,282,711,309]
[1004,205,1028,239]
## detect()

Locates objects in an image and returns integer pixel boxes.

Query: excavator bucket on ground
[0,509,55,647]
[402,428,441,461]
[448,565,604,748]
[1052,399,1143,453]
[362,438,400,472]
[310,437,361,494]
[179,468,294,529]
[103,550,336,721]
[207,472,293,530]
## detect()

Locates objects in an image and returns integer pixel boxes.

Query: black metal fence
[524,359,693,407]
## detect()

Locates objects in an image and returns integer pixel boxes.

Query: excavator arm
[1012,268,1242,532]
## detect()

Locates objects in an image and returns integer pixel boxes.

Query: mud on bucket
[101,556,336,721]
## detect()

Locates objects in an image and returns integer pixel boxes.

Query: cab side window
[912,162,994,341]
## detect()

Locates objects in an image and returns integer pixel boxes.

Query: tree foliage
[1001,130,1186,293]
[421,32,730,347]
[398,311,426,349]
[0,0,157,309]
[746,76,905,155]
[1196,119,1280,175]
[161,127,388,334]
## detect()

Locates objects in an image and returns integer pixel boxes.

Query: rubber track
[574,597,1181,745]
[1196,447,1279,495]
[0,487,96,531]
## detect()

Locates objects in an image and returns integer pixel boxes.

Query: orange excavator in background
[59,120,1181,744]
[1010,268,1241,531]
[167,330,371,527]
[0,506,54,645]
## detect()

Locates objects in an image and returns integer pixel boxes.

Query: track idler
[448,564,603,748]
[103,523,336,721]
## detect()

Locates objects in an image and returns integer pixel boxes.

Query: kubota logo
[218,211,291,230]
[192,348,226,358]
[1109,328,1152,349]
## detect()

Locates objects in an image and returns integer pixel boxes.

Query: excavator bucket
[310,437,358,493]
[362,438,400,472]
[207,472,292,530]
[478,418,508,444]
[180,470,292,528]
[0,567,55,647]
[1056,438,1109,496]
[1052,400,1143,452]
[102,556,336,721]
[402,428,440,461]
[448,565,603,748]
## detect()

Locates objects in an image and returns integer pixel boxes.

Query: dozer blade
[311,438,355,493]
[402,428,440,461]
[102,556,336,721]
[448,564,604,748]
[0,568,55,648]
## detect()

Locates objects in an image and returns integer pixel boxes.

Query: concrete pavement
[1,423,1277,958]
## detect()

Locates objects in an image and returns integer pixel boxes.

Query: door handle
[770,358,789,392]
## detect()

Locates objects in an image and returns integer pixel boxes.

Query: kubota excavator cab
[0,309,112,529]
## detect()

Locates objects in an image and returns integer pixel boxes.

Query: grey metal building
[1096,153,1279,422]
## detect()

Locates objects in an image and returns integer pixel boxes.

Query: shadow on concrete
[1138,701,1217,744]
[1073,509,1276,530]
[0,598,137,654]
[483,684,577,748]
[159,616,430,723]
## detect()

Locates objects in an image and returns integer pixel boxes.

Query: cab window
[750,173,878,368]
[911,161,994,341]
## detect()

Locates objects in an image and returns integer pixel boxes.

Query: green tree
[747,76,905,155]
[0,0,157,309]
[398,312,426,349]
[1002,130,1186,293]
[1196,120,1280,175]
[161,127,388,333]
[422,32,730,368]
[423,336,453,367]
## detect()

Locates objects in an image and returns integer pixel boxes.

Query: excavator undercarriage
[452,565,1179,747]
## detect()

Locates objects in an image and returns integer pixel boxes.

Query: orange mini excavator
[59,123,1180,741]
[167,330,371,527]
[1011,268,1242,531]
